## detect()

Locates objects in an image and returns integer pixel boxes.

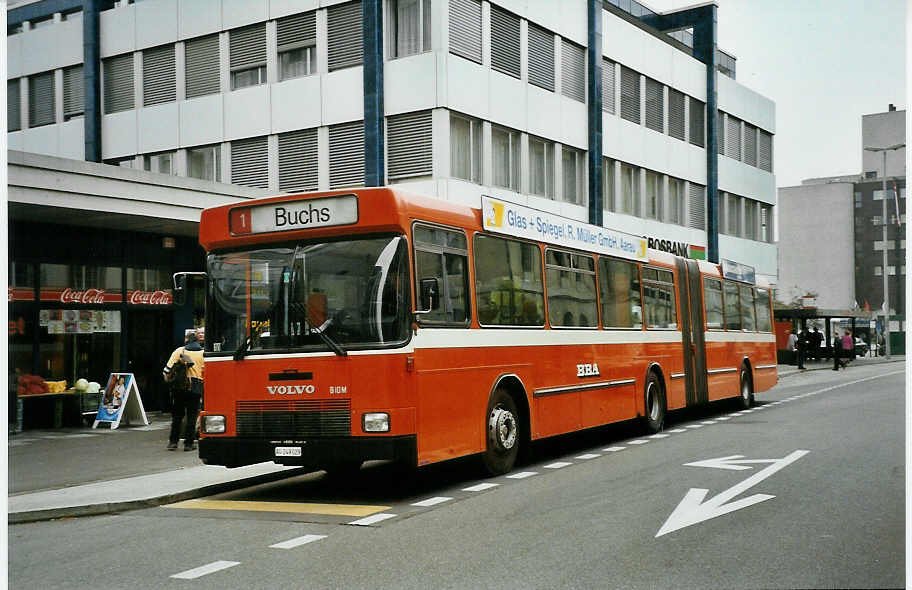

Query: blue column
[692,6,719,263]
[83,0,108,162]
[586,0,603,227]
[363,0,385,187]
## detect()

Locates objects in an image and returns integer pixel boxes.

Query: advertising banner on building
[481,196,648,262]
[93,373,149,429]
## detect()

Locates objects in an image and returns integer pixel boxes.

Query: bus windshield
[206,235,410,355]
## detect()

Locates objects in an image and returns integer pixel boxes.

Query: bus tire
[738,368,754,409]
[481,388,521,476]
[644,371,666,434]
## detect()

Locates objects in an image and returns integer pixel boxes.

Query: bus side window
[740,284,756,331]
[413,224,470,326]
[703,277,723,329]
[755,288,772,332]
[643,268,676,329]
[723,280,741,331]
[599,257,642,329]
[474,234,544,326]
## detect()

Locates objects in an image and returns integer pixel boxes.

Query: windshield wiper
[310,316,348,357]
[233,323,266,361]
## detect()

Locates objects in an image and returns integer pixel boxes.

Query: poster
[93,372,149,429]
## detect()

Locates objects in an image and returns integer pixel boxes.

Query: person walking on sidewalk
[163,329,205,451]
[832,330,842,371]
[841,329,855,368]
[796,327,808,370]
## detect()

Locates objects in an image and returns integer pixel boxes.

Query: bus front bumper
[198,435,418,469]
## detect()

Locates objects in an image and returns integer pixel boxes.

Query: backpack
[166,350,192,393]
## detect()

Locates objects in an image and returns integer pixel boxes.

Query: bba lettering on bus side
[243,195,359,234]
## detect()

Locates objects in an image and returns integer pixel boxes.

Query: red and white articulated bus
[192,188,777,476]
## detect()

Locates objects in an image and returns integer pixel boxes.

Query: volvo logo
[267,385,315,395]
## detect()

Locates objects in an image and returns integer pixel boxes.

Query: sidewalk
[776,352,903,378]
[8,355,905,524]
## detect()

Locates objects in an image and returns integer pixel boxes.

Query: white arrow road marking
[656,450,809,537]
[683,455,781,471]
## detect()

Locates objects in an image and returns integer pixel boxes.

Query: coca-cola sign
[60,288,107,304]
[128,290,173,305]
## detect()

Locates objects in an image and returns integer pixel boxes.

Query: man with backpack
[163,329,205,451]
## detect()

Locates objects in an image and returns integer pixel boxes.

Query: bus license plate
[275,446,302,457]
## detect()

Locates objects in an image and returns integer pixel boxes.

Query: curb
[778,357,904,379]
[8,466,307,524]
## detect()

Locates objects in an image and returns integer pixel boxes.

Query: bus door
[675,258,708,405]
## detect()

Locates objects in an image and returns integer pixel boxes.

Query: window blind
[668,88,685,140]
[716,110,725,155]
[743,123,757,167]
[29,71,56,127]
[327,1,363,71]
[63,65,84,118]
[103,54,134,114]
[8,79,21,131]
[279,128,319,192]
[689,96,704,147]
[231,136,269,188]
[561,39,585,103]
[527,23,554,92]
[601,58,615,114]
[230,23,267,70]
[449,0,482,64]
[142,44,175,106]
[387,110,432,180]
[329,120,365,188]
[725,114,741,161]
[688,183,705,230]
[758,130,772,172]
[277,11,316,49]
[490,6,520,79]
[185,34,220,98]
[620,66,640,124]
[644,77,663,132]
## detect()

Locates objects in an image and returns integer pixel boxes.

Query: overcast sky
[646,0,906,188]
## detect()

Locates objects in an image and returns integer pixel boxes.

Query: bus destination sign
[482,196,648,262]
[230,194,359,235]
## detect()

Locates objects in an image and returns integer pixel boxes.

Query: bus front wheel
[644,372,666,434]
[481,388,520,476]
[738,368,754,409]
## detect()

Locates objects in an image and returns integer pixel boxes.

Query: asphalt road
[9,363,906,589]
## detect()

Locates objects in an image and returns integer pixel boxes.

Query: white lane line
[576,453,601,459]
[741,409,755,413]
[603,446,626,452]
[463,483,500,492]
[171,561,240,580]
[667,429,687,433]
[40,434,97,439]
[270,534,327,550]
[544,462,573,469]
[506,471,538,479]
[715,417,731,421]
[685,424,704,429]
[411,496,452,507]
[629,439,650,445]
[649,434,670,439]
[349,513,397,526]
[700,421,717,425]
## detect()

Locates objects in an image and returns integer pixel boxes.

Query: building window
[29,71,56,126]
[744,123,757,166]
[143,44,176,106]
[328,1,364,71]
[717,111,725,156]
[667,177,684,225]
[329,120,365,188]
[449,0,482,64]
[668,88,685,141]
[873,189,886,201]
[63,65,84,120]
[528,23,554,92]
[854,191,863,208]
[186,34,220,98]
[619,162,638,216]
[562,147,585,206]
[874,266,882,276]
[529,136,554,198]
[726,193,741,236]
[230,23,267,90]
[644,77,663,133]
[645,170,662,219]
[104,54,134,114]
[689,183,705,230]
[601,58,616,115]
[231,136,269,188]
[760,204,772,242]
[726,115,741,161]
[450,112,482,183]
[492,126,521,190]
[744,199,758,240]
[8,79,21,131]
[188,144,221,182]
[387,110,433,181]
[561,39,585,103]
[689,96,705,147]
[620,66,640,124]
[388,0,431,58]
[603,157,616,212]
[490,6,520,79]
[278,128,318,192]
[758,129,773,172]
[278,12,317,81]
[144,151,176,175]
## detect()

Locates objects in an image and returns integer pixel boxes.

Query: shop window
[38,310,122,387]
[9,308,34,378]
[9,262,36,301]
[126,268,171,291]
[41,263,122,292]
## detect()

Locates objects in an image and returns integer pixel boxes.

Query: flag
[688,245,706,260]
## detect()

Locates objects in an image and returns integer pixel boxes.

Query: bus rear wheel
[481,388,520,476]
[644,372,665,434]
[738,368,754,409]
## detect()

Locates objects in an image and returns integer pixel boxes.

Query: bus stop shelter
[774,308,874,362]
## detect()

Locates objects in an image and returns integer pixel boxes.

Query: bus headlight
[202,415,226,434]
[362,412,390,432]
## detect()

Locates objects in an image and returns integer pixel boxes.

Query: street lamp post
[864,143,905,360]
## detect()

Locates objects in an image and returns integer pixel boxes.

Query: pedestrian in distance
[787,329,798,366]
[832,331,841,371]
[810,326,822,361]
[841,329,855,368]
[796,326,808,370]
[163,329,205,451]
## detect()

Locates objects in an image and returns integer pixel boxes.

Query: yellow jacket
[163,345,204,381]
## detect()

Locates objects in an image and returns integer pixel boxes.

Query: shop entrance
[127,310,173,411]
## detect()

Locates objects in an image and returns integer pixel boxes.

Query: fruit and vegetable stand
[13,376,103,430]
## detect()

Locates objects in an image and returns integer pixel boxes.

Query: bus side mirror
[172,273,188,305]
[418,278,439,313]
